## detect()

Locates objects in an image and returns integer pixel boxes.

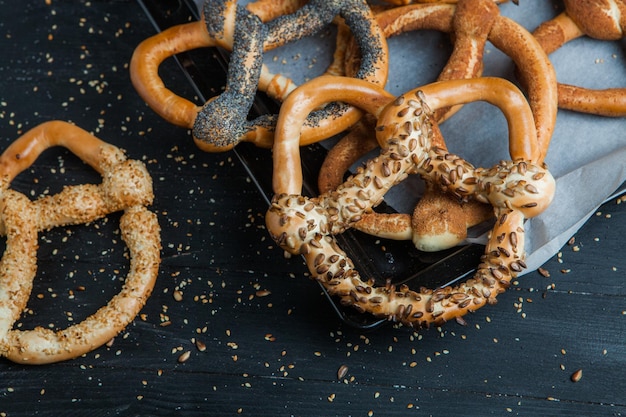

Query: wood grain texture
[0,0,624,416]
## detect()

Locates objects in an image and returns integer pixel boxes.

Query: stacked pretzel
[321,0,558,251]
[129,0,568,327]
[130,0,389,151]
[5,0,624,366]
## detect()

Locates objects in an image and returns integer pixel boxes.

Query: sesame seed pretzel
[532,0,626,116]
[319,0,557,252]
[266,76,555,327]
[130,0,388,152]
[0,121,161,364]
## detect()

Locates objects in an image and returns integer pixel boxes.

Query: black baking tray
[136,0,485,329]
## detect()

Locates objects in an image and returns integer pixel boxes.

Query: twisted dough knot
[266,76,555,327]
[268,94,554,256]
[101,158,154,212]
[0,140,154,231]
[131,0,388,151]
[563,0,626,40]
[0,121,160,364]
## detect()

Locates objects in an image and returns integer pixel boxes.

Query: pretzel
[376,0,506,5]
[532,0,626,116]
[130,0,388,152]
[319,0,557,251]
[266,75,555,327]
[0,121,161,364]
[245,0,308,21]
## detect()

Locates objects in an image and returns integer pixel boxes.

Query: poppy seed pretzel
[130,0,388,152]
[266,76,555,327]
[532,0,626,116]
[0,121,161,364]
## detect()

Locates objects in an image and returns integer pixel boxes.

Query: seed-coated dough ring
[266,75,555,327]
[532,0,626,116]
[130,0,388,152]
[0,121,161,364]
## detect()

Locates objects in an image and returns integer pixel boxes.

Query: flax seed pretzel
[0,121,160,364]
[130,0,388,152]
[266,75,555,327]
[532,0,626,116]
[319,0,557,251]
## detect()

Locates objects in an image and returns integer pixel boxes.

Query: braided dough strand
[267,76,555,327]
[0,121,161,364]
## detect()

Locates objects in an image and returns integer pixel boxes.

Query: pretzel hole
[9,214,130,338]
[548,36,626,90]
[335,224,486,289]
[437,100,510,167]
[261,25,337,88]
[8,148,102,199]
[384,30,452,95]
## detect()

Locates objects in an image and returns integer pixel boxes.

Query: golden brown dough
[0,121,161,364]
[267,75,555,327]
[320,0,556,251]
[130,0,388,152]
[532,0,626,116]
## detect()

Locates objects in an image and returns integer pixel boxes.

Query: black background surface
[0,1,625,416]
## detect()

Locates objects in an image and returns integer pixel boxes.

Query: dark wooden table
[1,1,625,416]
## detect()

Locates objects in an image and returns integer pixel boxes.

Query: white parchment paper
[199,0,626,274]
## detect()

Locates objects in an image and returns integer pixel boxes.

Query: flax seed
[570,369,583,382]
[337,364,349,380]
[195,340,206,352]
[177,351,191,363]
